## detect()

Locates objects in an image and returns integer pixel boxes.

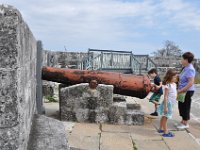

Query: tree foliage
[153,40,182,57]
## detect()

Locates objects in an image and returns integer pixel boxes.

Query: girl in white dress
[157,69,177,137]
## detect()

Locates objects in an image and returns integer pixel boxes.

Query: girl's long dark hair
[163,69,177,85]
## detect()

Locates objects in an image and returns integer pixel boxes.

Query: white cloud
[13,0,157,50]
[1,0,200,58]
[160,0,200,30]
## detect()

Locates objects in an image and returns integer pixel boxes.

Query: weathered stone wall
[60,83,113,123]
[0,5,37,150]
[60,83,144,125]
[36,41,44,114]
[43,50,87,69]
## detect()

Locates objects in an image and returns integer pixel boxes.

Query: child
[148,68,163,116]
[157,69,177,137]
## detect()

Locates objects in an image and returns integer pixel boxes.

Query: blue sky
[1,0,200,58]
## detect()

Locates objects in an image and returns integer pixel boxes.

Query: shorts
[149,93,162,103]
[157,101,174,119]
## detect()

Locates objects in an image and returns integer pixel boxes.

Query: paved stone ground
[44,86,200,150]
[191,85,200,122]
[189,85,200,144]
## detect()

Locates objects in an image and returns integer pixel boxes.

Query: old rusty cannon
[42,66,152,99]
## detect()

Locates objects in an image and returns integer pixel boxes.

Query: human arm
[178,77,194,93]
[164,87,169,113]
[155,81,162,90]
[154,76,162,90]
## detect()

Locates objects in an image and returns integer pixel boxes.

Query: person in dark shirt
[148,68,163,116]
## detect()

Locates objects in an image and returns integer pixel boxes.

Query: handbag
[177,93,186,103]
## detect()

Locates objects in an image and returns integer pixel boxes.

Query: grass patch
[132,140,137,150]
[195,78,200,84]
[131,137,137,150]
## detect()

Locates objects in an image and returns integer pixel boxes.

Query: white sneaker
[177,123,189,130]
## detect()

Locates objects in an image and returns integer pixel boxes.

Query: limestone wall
[43,50,87,69]
[0,5,37,150]
[60,83,113,123]
[60,83,144,125]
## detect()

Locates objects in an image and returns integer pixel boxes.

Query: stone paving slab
[100,132,133,150]
[68,123,100,150]
[102,117,155,133]
[133,140,169,150]
[71,123,101,136]
[63,121,76,138]
[186,120,200,139]
[151,118,179,131]
[163,131,200,150]
[130,127,162,140]
[63,121,76,132]
[68,134,99,150]
[102,124,134,133]
[102,123,162,140]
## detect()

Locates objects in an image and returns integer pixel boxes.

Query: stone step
[113,95,126,102]
[109,102,144,125]
[126,103,141,110]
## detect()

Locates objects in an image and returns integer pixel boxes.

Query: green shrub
[45,96,57,102]
[195,78,200,84]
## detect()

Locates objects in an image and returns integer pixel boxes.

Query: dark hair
[182,52,194,63]
[163,69,177,85]
[148,68,157,75]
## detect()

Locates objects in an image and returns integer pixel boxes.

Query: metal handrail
[130,54,142,74]
[134,55,157,71]
[79,49,157,75]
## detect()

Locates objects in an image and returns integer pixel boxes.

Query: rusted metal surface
[42,67,152,99]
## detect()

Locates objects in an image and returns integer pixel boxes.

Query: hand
[178,89,182,94]
[151,83,155,87]
[150,84,155,91]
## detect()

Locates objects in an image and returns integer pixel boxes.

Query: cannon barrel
[42,66,152,99]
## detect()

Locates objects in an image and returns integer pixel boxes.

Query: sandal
[162,132,175,137]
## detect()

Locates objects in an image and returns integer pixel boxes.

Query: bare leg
[181,120,184,124]
[183,120,188,125]
[163,117,168,134]
[153,100,159,105]
[154,103,158,112]
[159,117,164,130]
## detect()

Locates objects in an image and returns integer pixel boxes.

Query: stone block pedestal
[60,83,144,125]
